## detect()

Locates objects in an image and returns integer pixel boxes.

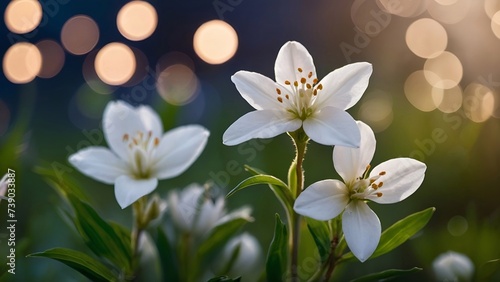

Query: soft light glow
[484,0,500,19]
[406,18,447,59]
[432,85,463,113]
[117,1,157,41]
[193,20,238,64]
[61,15,100,55]
[424,51,463,89]
[351,0,387,34]
[156,64,198,105]
[427,0,471,24]
[463,83,495,123]
[358,90,393,132]
[95,43,136,86]
[36,40,65,78]
[404,70,439,112]
[83,50,115,94]
[3,42,42,84]
[376,0,428,18]
[4,0,43,34]
[491,11,500,39]
[447,216,468,237]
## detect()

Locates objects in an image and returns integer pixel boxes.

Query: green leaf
[350,267,422,282]
[35,164,90,202]
[207,276,242,282]
[241,165,294,217]
[28,248,118,282]
[68,194,133,271]
[477,258,500,282]
[227,175,292,202]
[305,217,331,263]
[154,228,180,281]
[340,207,435,263]
[266,214,289,281]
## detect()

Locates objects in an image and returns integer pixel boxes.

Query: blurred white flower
[69,100,209,209]
[0,174,8,202]
[433,251,474,282]
[214,232,262,281]
[294,121,426,262]
[168,184,252,236]
[223,41,372,147]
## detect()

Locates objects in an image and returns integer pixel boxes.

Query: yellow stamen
[379,171,386,176]
[308,71,312,78]
[285,80,291,85]
[376,192,383,197]
[277,97,283,103]
[285,94,290,99]
[371,183,378,189]
[154,137,160,146]
[123,134,129,142]
[298,67,303,73]
[294,81,298,87]
[306,83,312,89]
[276,88,281,95]
[300,77,306,84]
[378,182,384,188]
[313,78,318,84]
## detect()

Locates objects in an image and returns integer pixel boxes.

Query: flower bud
[432,251,474,282]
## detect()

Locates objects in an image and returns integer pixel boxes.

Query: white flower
[69,101,209,209]
[0,174,8,202]
[294,121,426,262]
[168,184,252,236]
[213,232,262,281]
[223,41,372,147]
[433,251,474,282]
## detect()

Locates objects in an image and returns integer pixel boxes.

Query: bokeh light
[406,18,447,59]
[404,70,439,112]
[95,42,136,86]
[122,47,149,87]
[351,0,388,35]
[490,11,500,39]
[423,51,463,89]
[193,20,238,64]
[82,50,115,94]
[61,15,100,55]
[463,83,495,123]
[447,215,468,236]
[4,0,43,34]
[427,0,471,24]
[432,85,463,113]
[156,64,199,106]
[36,40,65,79]
[484,0,500,19]
[0,99,10,137]
[2,42,42,84]
[376,0,428,18]
[117,1,158,41]
[358,90,393,132]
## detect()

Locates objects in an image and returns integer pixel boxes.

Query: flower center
[275,67,324,120]
[349,164,386,200]
[122,131,160,178]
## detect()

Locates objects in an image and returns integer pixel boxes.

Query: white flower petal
[69,147,128,184]
[315,62,372,110]
[195,197,226,235]
[274,41,316,85]
[342,201,381,262]
[136,105,163,137]
[168,184,204,231]
[294,179,349,221]
[231,71,283,110]
[368,158,426,204]
[154,125,209,179]
[115,175,158,209]
[223,110,301,146]
[103,101,145,161]
[303,106,360,147]
[333,121,376,183]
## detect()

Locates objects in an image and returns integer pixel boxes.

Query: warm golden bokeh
[463,83,495,122]
[82,50,115,95]
[491,11,500,39]
[484,0,500,19]
[156,64,198,105]
[94,42,136,86]
[36,40,65,79]
[61,15,100,55]
[427,0,471,24]
[424,51,463,89]
[376,0,428,18]
[117,1,158,41]
[4,0,43,34]
[2,42,42,84]
[193,20,238,64]
[432,85,463,113]
[404,70,439,112]
[358,90,393,132]
[406,18,447,59]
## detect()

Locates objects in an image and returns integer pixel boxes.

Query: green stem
[130,197,147,280]
[289,128,309,281]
